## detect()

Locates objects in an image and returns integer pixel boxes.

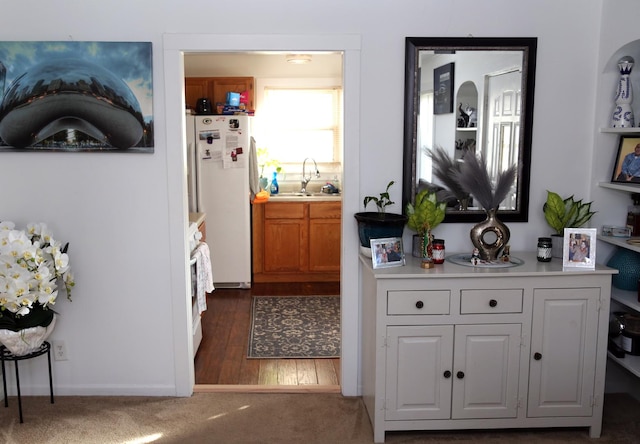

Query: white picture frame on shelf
[563,228,597,269]
[371,237,405,269]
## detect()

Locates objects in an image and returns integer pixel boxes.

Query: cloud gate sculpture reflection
[0,58,145,149]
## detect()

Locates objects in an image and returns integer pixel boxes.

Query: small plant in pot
[354,181,408,255]
[406,189,447,258]
[543,190,596,258]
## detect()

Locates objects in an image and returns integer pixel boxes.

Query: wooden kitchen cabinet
[263,202,308,273]
[252,200,341,283]
[361,252,615,443]
[185,76,254,112]
[309,202,341,273]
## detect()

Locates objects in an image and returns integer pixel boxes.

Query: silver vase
[470,208,510,261]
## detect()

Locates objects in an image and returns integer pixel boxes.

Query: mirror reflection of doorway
[484,69,522,210]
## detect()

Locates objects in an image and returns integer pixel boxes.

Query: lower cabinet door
[451,324,522,419]
[385,325,454,420]
[528,288,599,417]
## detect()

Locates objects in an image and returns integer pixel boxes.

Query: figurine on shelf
[611,56,635,128]
[471,248,480,265]
[501,245,511,262]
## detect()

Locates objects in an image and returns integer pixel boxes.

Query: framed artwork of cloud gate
[0,41,154,153]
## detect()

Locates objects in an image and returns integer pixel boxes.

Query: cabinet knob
[489,299,498,307]
[534,352,542,361]
[456,371,465,379]
[443,370,452,379]
[415,301,424,309]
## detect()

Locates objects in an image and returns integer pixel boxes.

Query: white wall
[0,0,615,396]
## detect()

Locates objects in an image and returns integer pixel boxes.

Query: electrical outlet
[53,340,68,361]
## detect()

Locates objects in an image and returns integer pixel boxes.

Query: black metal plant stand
[0,341,54,423]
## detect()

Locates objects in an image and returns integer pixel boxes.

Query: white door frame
[163,34,362,396]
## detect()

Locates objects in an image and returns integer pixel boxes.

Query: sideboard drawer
[460,289,524,314]
[387,290,450,315]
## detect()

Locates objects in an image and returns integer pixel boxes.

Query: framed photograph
[371,237,405,269]
[611,136,640,183]
[0,41,154,153]
[563,228,597,269]
[433,62,454,114]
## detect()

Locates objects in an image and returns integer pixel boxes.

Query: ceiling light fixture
[286,54,312,64]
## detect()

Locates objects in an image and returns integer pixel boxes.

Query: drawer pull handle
[443,370,451,379]
[489,299,498,307]
[534,352,542,360]
[415,301,424,309]
[456,371,465,379]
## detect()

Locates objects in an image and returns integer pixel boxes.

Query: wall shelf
[598,181,640,194]
[598,234,640,253]
[611,286,640,312]
[608,351,640,378]
[609,288,640,377]
[600,127,640,135]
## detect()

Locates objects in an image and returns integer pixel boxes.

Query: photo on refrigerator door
[0,41,154,152]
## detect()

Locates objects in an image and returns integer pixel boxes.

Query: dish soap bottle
[270,171,279,195]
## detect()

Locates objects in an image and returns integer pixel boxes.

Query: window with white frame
[258,87,342,164]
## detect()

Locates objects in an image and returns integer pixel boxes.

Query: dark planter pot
[551,233,564,258]
[354,212,407,248]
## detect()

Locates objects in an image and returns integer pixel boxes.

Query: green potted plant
[354,181,408,253]
[406,189,447,258]
[543,190,596,257]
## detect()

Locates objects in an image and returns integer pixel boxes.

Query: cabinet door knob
[415,301,424,309]
[489,299,498,307]
[456,371,465,379]
[443,370,452,378]
[534,352,542,360]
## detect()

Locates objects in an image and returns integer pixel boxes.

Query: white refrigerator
[186,114,256,288]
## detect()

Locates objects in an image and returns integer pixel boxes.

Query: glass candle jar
[432,239,445,264]
[537,237,552,262]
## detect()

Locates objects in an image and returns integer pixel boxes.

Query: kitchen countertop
[266,193,341,202]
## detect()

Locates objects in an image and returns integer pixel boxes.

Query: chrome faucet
[301,158,320,193]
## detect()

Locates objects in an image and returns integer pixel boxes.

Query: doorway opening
[184,51,344,392]
[163,34,361,397]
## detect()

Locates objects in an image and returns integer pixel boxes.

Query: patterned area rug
[248,296,340,359]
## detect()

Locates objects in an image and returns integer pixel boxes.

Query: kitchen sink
[269,192,341,200]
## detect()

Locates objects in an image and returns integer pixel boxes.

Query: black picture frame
[433,62,454,114]
[611,136,640,183]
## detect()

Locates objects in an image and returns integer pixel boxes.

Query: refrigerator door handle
[194,142,203,213]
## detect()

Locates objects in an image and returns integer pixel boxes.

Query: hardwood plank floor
[194,282,341,389]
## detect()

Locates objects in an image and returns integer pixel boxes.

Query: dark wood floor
[194,282,341,389]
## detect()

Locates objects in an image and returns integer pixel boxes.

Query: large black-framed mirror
[402,37,537,223]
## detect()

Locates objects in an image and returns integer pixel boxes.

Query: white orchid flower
[0,222,73,318]
[54,251,70,273]
[33,263,52,282]
[0,221,15,232]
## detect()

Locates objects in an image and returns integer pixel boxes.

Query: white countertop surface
[360,251,618,279]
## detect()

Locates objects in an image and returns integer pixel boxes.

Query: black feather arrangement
[451,152,518,211]
[427,147,470,204]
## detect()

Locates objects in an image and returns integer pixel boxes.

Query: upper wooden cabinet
[185,76,255,112]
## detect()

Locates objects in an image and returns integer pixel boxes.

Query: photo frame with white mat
[562,228,597,269]
[370,237,405,269]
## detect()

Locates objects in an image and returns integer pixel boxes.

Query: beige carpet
[0,392,639,443]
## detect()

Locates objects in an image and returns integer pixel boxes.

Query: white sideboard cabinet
[360,252,616,443]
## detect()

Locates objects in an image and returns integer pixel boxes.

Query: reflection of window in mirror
[418,91,434,182]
